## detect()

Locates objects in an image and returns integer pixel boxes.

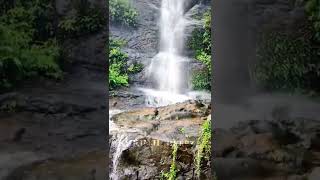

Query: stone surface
[109,100,211,179]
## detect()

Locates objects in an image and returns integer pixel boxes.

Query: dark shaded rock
[12,128,26,142]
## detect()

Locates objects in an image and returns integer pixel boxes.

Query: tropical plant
[108,38,129,89]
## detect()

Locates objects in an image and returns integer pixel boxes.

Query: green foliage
[189,11,212,91]
[178,127,186,134]
[189,12,211,57]
[195,117,211,178]
[0,1,62,91]
[109,62,129,88]
[196,51,211,72]
[305,0,320,41]
[128,62,143,73]
[58,0,106,38]
[0,0,56,41]
[109,38,129,89]
[161,143,178,180]
[192,70,211,90]
[255,32,320,93]
[109,0,138,27]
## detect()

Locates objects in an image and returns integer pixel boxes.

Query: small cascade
[109,133,132,180]
[109,109,134,180]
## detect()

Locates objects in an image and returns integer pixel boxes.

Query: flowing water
[145,0,192,106]
[109,134,132,180]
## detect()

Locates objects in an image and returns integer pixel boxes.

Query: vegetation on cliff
[109,0,138,27]
[58,0,106,38]
[109,38,129,89]
[306,0,320,41]
[189,11,212,91]
[108,37,143,89]
[255,1,320,95]
[0,0,61,91]
[160,143,178,180]
[195,116,211,178]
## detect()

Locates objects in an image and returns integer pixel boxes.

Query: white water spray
[145,0,191,106]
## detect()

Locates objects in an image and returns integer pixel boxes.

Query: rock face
[0,31,107,179]
[109,0,210,86]
[215,118,320,180]
[0,1,108,179]
[109,100,211,179]
[110,0,160,86]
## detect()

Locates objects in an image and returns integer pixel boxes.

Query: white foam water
[109,134,132,180]
[146,0,192,106]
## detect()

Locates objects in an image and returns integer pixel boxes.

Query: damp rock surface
[215,118,320,180]
[109,100,212,179]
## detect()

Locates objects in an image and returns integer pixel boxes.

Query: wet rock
[215,117,320,180]
[214,129,238,157]
[110,100,211,179]
[6,151,106,180]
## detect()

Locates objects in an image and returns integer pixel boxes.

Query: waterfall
[142,0,192,106]
[109,110,133,180]
[110,134,132,180]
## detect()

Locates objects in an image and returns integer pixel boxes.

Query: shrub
[0,25,61,90]
[109,0,138,27]
[305,0,320,41]
[0,1,62,91]
[58,0,106,38]
[192,69,211,90]
[128,62,143,73]
[108,38,129,89]
[189,11,212,91]
[109,62,128,88]
[255,32,320,93]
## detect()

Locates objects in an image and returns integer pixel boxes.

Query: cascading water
[142,0,192,107]
[109,1,211,179]
[109,110,134,180]
[110,134,132,180]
